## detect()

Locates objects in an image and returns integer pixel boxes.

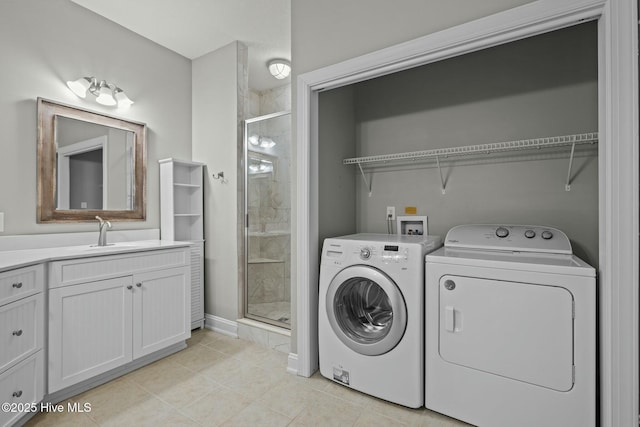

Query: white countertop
[0,240,192,272]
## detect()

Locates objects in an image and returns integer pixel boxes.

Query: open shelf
[344,132,598,194]
[159,158,206,330]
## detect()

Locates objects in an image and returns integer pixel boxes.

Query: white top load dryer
[425,224,596,427]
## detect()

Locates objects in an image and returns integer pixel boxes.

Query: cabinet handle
[12,390,22,398]
[12,330,23,337]
[12,282,22,289]
[136,283,142,287]
[127,285,133,290]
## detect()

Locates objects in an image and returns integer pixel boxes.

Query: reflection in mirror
[248,151,276,177]
[55,117,135,211]
[37,98,146,223]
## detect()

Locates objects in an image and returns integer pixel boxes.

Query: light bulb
[259,137,276,149]
[114,88,134,107]
[96,81,116,106]
[248,135,260,146]
[66,77,92,98]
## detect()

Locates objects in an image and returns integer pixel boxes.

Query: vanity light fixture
[248,159,273,174]
[267,59,291,80]
[66,76,134,108]
[248,134,276,149]
[259,137,276,149]
[248,134,260,146]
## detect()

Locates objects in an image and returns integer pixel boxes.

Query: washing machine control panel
[353,244,410,263]
[381,245,409,263]
[446,224,572,254]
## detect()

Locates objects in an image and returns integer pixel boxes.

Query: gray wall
[318,86,357,247]
[0,0,191,234]
[57,118,108,148]
[292,0,534,76]
[192,41,247,320]
[292,0,537,355]
[69,150,102,209]
[105,128,130,210]
[320,22,598,266]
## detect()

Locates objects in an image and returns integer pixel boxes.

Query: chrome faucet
[95,216,112,246]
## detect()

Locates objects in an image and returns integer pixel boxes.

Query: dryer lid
[445,224,572,255]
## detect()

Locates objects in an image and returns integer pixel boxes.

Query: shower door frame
[243,111,292,329]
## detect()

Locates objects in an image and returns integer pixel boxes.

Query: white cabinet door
[132,267,189,358]
[49,277,133,393]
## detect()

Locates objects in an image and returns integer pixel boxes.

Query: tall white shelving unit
[159,158,205,329]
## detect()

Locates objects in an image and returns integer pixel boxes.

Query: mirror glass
[37,98,147,222]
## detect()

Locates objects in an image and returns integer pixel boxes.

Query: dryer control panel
[445,224,572,254]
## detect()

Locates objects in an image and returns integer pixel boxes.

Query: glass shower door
[244,111,291,328]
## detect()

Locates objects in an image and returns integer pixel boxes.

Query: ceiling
[70,0,291,92]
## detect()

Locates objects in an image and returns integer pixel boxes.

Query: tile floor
[25,329,469,426]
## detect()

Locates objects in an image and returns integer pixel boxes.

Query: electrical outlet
[386,206,396,220]
[0,212,4,233]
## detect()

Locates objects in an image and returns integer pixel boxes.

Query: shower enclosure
[244,111,291,328]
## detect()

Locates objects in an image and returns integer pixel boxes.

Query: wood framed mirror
[37,98,147,222]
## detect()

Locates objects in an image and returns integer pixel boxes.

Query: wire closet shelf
[343,132,598,165]
[343,132,598,194]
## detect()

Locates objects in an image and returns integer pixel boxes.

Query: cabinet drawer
[0,294,44,374]
[0,351,44,427]
[49,248,189,288]
[0,264,44,307]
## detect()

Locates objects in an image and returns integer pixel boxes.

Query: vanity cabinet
[48,247,190,394]
[0,264,45,427]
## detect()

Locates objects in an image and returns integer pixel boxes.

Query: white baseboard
[204,313,238,338]
[287,352,299,375]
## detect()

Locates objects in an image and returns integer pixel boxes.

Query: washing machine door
[326,265,407,356]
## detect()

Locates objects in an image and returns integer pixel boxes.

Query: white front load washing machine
[319,233,442,408]
[425,225,596,427]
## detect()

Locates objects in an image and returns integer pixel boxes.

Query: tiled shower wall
[248,85,291,119]
[246,85,291,319]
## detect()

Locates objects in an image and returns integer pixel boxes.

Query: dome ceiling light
[267,59,291,80]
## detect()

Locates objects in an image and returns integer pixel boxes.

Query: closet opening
[318,22,599,269]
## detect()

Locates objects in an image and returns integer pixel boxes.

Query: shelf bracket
[436,156,446,194]
[565,141,576,191]
[357,162,372,197]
